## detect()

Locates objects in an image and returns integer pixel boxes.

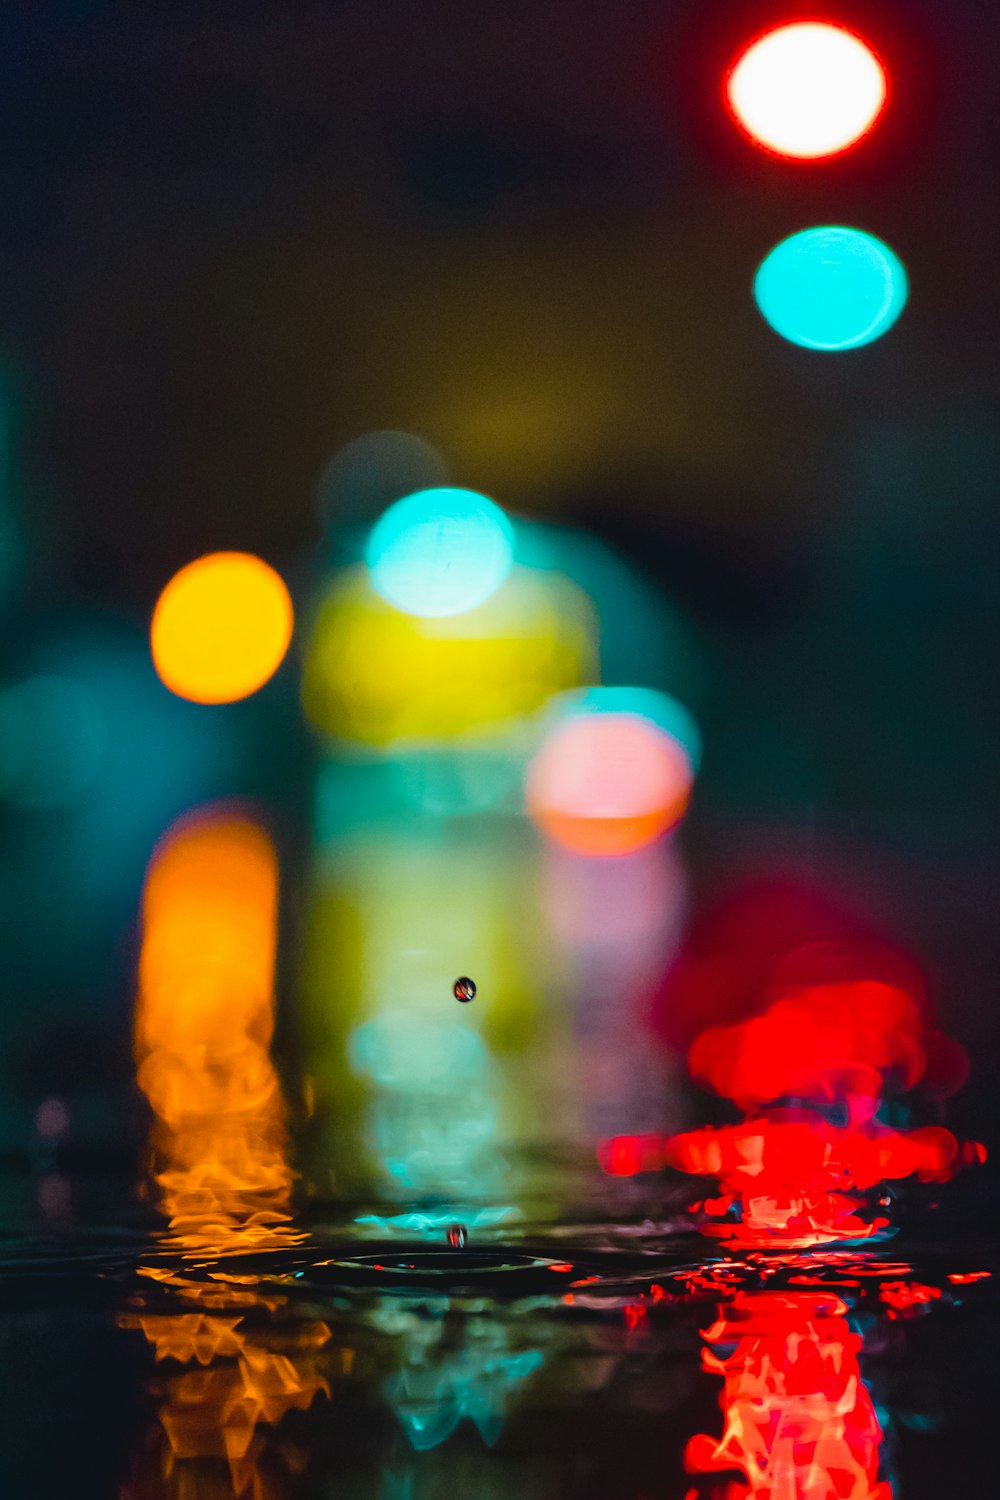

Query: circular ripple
[313,1250,573,1291]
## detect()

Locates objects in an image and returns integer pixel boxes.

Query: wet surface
[4,765,997,1499]
[1,1197,997,1500]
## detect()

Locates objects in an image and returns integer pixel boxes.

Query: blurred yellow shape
[302,563,595,746]
[151,551,293,704]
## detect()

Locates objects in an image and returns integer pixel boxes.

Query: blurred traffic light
[720,16,908,352]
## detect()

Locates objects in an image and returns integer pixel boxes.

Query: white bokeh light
[728,23,886,160]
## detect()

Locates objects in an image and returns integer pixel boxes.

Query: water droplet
[453,976,476,1003]
[446,1223,468,1250]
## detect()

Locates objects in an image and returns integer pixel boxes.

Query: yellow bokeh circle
[151,551,294,704]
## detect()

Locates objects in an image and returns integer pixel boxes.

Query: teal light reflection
[754,227,908,351]
[384,1331,544,1451]
[366,486,514,617]
[354,1207,521,1237]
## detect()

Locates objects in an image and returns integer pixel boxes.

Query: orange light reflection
[134,808,304,1254]
[121,1267,342,1500]
[126,809,329,1500]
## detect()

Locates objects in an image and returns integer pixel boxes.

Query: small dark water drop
[446,1223,468,1250]
[453,976,476,1003]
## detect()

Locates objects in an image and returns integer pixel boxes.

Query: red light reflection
[666,1114,961,1249]
[685,1289,891,1500]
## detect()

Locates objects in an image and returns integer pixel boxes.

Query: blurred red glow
[726,22,887,161]
[879,1280,941,1315]
[688,979,925,1116]
[652,881,926,1051]
[653,879,980,1247]
[597,1133,667,1176]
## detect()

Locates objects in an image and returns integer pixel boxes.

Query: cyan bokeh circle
[366,487,514,618]
[754,226,908,351]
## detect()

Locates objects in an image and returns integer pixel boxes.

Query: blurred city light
[727,23,886,159]
[150,551,294,704]
[526,689,698,857]
[651,881,925,1050]
[134,806,301,1253]
[0,619,246,1046]
[349,1009,500,1195]
[666,1113,962,1249]
[754,227,908,351]
[302,562,595,749]
[543,836,687,958]
[366,486,514,617]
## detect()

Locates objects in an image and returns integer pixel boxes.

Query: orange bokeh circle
[151,551,293,704]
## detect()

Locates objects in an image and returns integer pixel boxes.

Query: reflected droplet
[453,976,476,1003]
[446,1223,468,1250]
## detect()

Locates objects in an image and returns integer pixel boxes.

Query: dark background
[0,0,996,1147]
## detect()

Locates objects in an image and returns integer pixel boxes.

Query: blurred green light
[366,487,514,617]
[754,227,908,351]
